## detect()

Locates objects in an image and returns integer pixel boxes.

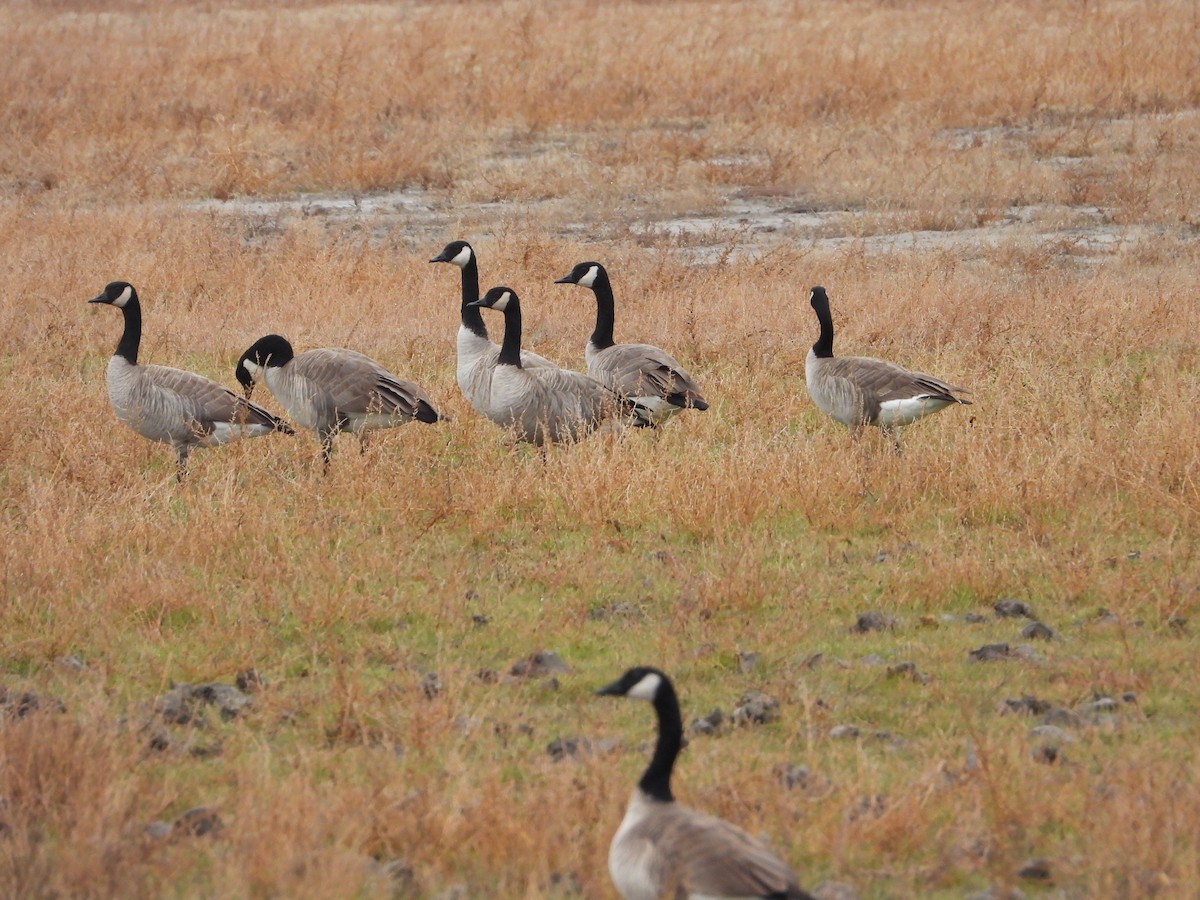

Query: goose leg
[320,431,335,473]
[174,445,190,482]
[359,432,370,455]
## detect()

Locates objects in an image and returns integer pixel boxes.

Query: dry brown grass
[2,1,1199,898]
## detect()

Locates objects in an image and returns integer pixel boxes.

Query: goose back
[587,341,709,425]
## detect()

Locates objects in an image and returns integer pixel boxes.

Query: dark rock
[1168,614,1187,632]
[1122,692,1138,704]
[1032,744,1063,765]
[471,614,490,626]
[886,662,931,684]
[588,602,640,621]
[1019,621,1056,641]
[510,651,570,678]
[690,708,724,736]
[1079,697,1118,715]
[235,669,265,694]
[1017,858,1052,881]
[546,736,617,761]
[968,643,1012,662]
[541,676,561,691]
[994,598,1034,618]
[1000,695,1052,716]
[963,612,988,624]
[777,764,812,790]
[852,611,898,633]
[475,668,499,684]
[731,691,780,726]
[156,683,251,724]
[0,689,65,719]
[1094,608,1120,625]
[420,672,442,700]
[172,807,223,838]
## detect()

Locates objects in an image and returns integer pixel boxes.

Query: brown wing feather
[144,364,285,433]
[294,349,435,419]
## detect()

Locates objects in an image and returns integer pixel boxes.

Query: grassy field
[2,1,1199,897]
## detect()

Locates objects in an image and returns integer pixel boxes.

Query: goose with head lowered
[428,240,554,413]
[87,281,292,481]
[597,666,814,900]
[467,286,625,446]
[556,261,708,427]
[806,286,971,443]
[236,334,440,469]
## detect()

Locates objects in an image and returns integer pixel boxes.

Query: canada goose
[597,667,814,900]
[556,262,708,427]
[806,286,971,442]
[87,281,292,481]
[428,240,554,413]
[467,287,624,446]
[235,334,440,468]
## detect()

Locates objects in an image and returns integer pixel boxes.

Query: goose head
[87,281,137,308]
[468,286,518,312]
[429,240,474,268]
[555,262,604,290]
[236,334,295,399]
[596,666,668,702]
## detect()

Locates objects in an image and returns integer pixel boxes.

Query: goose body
[805,286,971,433]
[88,281,291,479]
[468,287,623,446]
[236,335,439,466]
[556,262,708,427]
[597,668,813,900]
[429,240,554,412]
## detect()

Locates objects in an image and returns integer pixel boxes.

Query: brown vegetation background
[1,1,1198,897]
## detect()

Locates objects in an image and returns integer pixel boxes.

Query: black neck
[497,297,523,367]
[639,680,681,803]
[115,296,142,364]
[811,292,834,359]
[588,269,616,351]
[460,257,488,339]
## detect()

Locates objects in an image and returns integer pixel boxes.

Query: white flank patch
[492,290,512,312]
[241,359,264,381]
[578,265,599,288]
[209,422,271,444]
[113,285,133,308]
[451,245,473,268]
[626,672,662,701]
[877,396,951,427]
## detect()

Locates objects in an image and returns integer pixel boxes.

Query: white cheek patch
[492,291,512,312]
[578,266,599,289]
[626,672,662,701]
[241,359,263,380]
[113,285,133,308]
[451,246,472,268]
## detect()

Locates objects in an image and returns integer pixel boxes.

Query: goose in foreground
[805,286,971,441]
[428,240,554,412]
[87,281,292,480]
[597,667,814,900]
[555,261,708,427]
[467,286,624,446]
[236,334,440,468]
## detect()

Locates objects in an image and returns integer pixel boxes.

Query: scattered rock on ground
[420,672,442,700]
[1167,614,1188,632]
[887,661,931,684]
[0,688,65,719]
[994,598,1035,618]
[546,736,618,761]
[1029,724,1076,745]
[859,654,887,667]
[56,655,86,671]
[156,683,252,724]
[737,651,760,673]
[968,643,1013,663]
[173,806,223,838]
[853,611,898,633]
[1020,621,1057,641]
[1000,695,1053,716]
[799,652,823,669]
[690,708,724,736]
[1017,858,1053,881]
[965,888,1027,900]
[1040,708,1085,729]
[235,669,265,693]
[963,612,988,624]
[829,724,860,740]
[731,691,780,726]
[509,651,570,678]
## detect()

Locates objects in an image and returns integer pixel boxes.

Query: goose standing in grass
[236,334,440,469]
[428,240,554,413]
[87,281,292,481]
[805,285,971,444]
[467,286,624,446]
[597,667,814,900]
[555,261,708,427]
